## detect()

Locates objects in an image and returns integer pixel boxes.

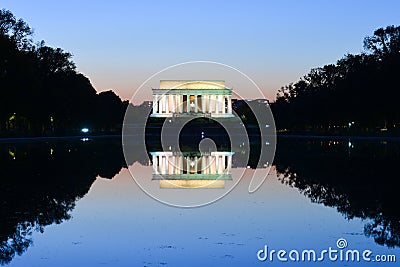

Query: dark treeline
[0,137,151,265]
[0,9,127,137]
[3,8,400,137]
[274,137,400,248]
[271,25,400,136]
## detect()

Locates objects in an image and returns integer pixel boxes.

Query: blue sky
[2,0,400,101]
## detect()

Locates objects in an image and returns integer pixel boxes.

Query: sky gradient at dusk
[2,0,400,102]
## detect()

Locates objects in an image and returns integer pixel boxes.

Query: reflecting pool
[0,136,399,266]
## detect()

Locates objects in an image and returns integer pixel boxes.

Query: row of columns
[152,154,232,175]
[153,94,232,114]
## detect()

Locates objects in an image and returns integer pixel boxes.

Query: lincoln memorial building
[151,80,234,118]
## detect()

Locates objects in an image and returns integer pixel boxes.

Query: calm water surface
[0,137,399,266]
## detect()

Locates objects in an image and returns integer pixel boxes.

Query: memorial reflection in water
[151,151,234,188]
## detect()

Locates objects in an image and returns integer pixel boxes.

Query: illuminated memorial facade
[151,80,234,118]
[151,151,234,188]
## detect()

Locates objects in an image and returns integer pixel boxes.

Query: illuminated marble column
[175,95,179,113]
[168,155,173,174]
[217,156,224,174]
[153,95,158,114]
[210,95,215,113]
[213,95,217,113]
[215,95,219,114]
[152,154,158,174]
[220,95,224,113]
[160,156,163,174]
[165,156,169,174]
[217,155,222,174]
[216,95,220,113]
[170,95,175,113]
[166,95,170,113]
[176,156,180,174]
[227,155,232,172]
[179,156,183,174]
[208,156,212,174]
[162,95,167,113]
[204,156,208,174]
[209,156,214,174]
[212,95,216,114]
[175,95,180,113]
[171,156,175,174]
[227,96,232,114]
[172,95,176,113]
[222,96,226,114]
[195,95,198,113]
[162,95,166,113]
[158,96,162,113]
[173,95,176,113]
[166,156,170,174]
[165,95,169,114]
[211,156,216,174]
[174,95,177,113]
[186,95,190,112]
[179,95,183,113]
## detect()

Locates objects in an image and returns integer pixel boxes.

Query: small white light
[81,128,89,133]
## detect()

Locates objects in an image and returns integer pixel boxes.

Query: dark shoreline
[277,134,400,141]
[0,134,121,143]
[1,133,399,143]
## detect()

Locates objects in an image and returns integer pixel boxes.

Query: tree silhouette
[274,138,400,248]
[272,25,400,135]
[0,138,130,265]
[364,26,400,59]
[0,9,127,137]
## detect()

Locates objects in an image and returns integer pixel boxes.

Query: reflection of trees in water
[2,136,398,264]
[0,138,129,265]
[274,138,400,248]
